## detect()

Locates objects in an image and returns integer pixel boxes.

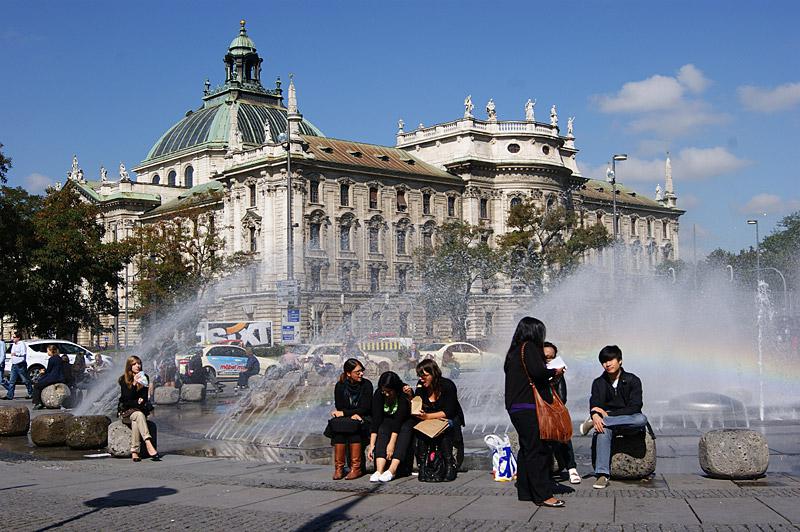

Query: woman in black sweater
[504,317,565,508]
[32,345,65,409]
[118,355,160,462]
[414,358,465,481]
[327,358,373,480]
[367,371,412,483]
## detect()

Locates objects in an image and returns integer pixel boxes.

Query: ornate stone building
[66,22,683,346]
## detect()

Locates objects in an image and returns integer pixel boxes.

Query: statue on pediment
[464,95,474,118]
[525,99,536,121]
[550,104,558,127]
[486,98,496,121]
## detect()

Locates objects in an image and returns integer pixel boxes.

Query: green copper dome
[228,20,257,56]
[144,102,324,162]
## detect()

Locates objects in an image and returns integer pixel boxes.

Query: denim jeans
[594,413,648,476]
[5,362,33,399]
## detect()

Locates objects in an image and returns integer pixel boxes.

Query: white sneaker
[579,417,594,436]
[369,471,382,482]
[379,470,394,482]
[569,468,581,484]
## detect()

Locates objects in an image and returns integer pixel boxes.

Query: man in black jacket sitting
[579,345,647,489]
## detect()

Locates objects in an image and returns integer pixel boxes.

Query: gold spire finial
[240,19,246,32]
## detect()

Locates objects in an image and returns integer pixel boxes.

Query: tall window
[184,166,194,188]
[168,170,177,186]
[309,223,321,250]
[480,198,488,219]
[340,183,350,206]
[249,227,257,252]
[249,183,256,207]
[310,181,320,203]
[631,216,638,236]
[152,174,161,185]
[647,219,654,237]
[662,220,669,239]
[399,312,409,336]
[370,267,380,293]
[398,269,407,293]
[369,227,379,253]
[339,225,350,251]
[396,190,407,212]
[396,228,406,255]
[310,265,321,291]
[369,187,378,209]
[596,212,603,225]
[484,312,494,336]
[423,231,432,249]
[447,196,455,217]
[422,193,431,215]
[340,266,351,291]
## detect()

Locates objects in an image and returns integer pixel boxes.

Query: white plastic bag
[484,433,517,482]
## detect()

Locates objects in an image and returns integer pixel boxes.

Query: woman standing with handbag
[118,355,160,462]
[326,358,373,480]
[504,317,565,508]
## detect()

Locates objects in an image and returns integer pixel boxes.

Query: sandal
[132,454,141,462]
[536,499,565,508]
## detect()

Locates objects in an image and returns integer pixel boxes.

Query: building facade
[66,22,683,346]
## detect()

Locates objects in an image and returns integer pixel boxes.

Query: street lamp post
[278,131,294,281]
[747,219,760,282]
[606,154,628,240]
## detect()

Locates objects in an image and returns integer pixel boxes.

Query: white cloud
[583,147,749,183]
[24,172,56,193]
[677,193,700,210]
[677,64,711,93]
[592,64,725,137]
[737,82,800,112]
[738,193,800,215]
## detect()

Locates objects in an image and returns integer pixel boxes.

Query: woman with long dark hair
[367,371,413,483]
[118,355,160,462]
[326,358,373,480]
[505,317,565,507]
[414,358,465,482]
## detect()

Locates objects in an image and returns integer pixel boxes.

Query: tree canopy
[0,143,11,184]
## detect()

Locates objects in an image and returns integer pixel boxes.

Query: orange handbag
[520,342,573,443]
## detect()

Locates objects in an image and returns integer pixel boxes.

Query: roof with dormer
[579,179,684,213]
[140,180,224,218]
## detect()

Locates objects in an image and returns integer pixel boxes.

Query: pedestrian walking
[0,336,8,385]
[2,331,33,400]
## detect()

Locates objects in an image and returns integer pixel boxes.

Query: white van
[3,340,113,380]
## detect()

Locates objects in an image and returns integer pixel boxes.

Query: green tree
[415,221,503,341]
[761,211,800,290]
[20,188,130,339]
[0,186,43,330]
[0,143,11,184]
[129,203,250,326]
[497,200,612,293]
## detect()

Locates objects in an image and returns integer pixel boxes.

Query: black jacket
[415,377,465,427]
[333,378,373,418]
[38,355,65,387]
[589,368,643,417]
[371,390,410,434]
[118,374,150,414]
[504,341,556,410]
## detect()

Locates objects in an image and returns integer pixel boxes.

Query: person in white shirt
[0,338,7,385]
[2,332,33,400]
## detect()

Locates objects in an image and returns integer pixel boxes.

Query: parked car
[3,339,113,381]
[299,343,394,377]
[418,341,484,371]
[176,344,276,382]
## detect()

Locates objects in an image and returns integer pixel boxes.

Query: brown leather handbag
[520,342,573,443]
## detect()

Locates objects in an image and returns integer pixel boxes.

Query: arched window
[152,174,161,185]
[168,170,176,186]
[510,196,522,209]
[184,166,194,188]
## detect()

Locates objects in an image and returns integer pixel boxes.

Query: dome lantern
[224,19,262,86]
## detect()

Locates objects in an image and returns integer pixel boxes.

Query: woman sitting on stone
[32,345,65,410]
[72,352,87,384]
[414,358,465,482]
[118,355,160,462]
[368,371,413,483]
[326,358,373,480]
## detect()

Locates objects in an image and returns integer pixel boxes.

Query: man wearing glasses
[2,332,33,400]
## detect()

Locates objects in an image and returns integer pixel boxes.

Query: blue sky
[2,0,799,256]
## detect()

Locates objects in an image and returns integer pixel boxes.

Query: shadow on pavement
[295,484,381,532]
[35,486,178,531]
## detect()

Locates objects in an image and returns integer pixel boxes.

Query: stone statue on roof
[567,116,575,136]
[119,162,130,183]
[525,99,536,121]
[464,95,474,118]
[204,78,211,95]
[655,184,663,201]
[100,165,108,182]
[76,168,85,183]
[397,119,404,133]
[68,154,80,180]
[550,104,558,127]
[486,98,497,121]
[262,121,271,145]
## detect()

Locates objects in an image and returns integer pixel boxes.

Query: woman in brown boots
[325,358,373,480]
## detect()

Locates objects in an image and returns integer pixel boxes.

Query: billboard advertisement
[203,321,273,347]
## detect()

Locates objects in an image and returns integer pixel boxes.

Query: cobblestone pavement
[1,455,799,531]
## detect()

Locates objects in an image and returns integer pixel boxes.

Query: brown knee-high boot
[333,444,347,480]
[344,442,363,479]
